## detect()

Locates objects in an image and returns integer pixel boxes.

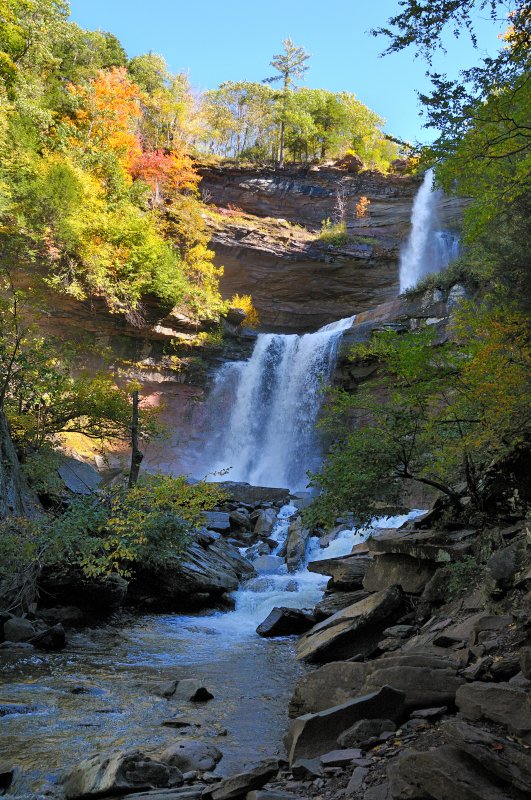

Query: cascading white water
[197,315,356,491]
[399,167,460,293]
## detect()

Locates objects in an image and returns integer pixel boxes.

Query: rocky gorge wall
[199,162,465,332]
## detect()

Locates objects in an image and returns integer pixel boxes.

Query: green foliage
[446,557,483,599]
[374,1,530,307]
[307,303,531,528]
[318,219,348,246]
[0,475,228,598]
[21,446,64,497]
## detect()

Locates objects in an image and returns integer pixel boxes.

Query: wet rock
[456,682,531,741]
[202,759,279,800]
[363,554,435,594]
[253,508,278,538]
[173,680,214,702]
[319,524,350,548]
[337,718,396,748]
[313,590,370,621]
[2,617,35,642]
[38,606,85,626]
[307,555,371,590]
[0,766,14,794]
[296,585,403,663]
[410,706,447,720]
[0,703,33,717]
[285,686,405,764]
[395,745,512,800]
[203,512,231,532]
[442,719,531,794]
[256,607,315,637]
[29,623,66,651]
[289,662,367,717]
[285,517,310,573]
[253,555,284,574]
[63,750,183,798]
[160,740,222,773]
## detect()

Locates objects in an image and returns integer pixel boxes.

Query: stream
[0,506,422,798]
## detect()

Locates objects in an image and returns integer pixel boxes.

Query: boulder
[395,745,512,800]
[307,555,371,590]
[58,456,101,495]
[29,623,66,651]
[337,718,396,748]
[456,682,531,742]
[363,554,435,594]
[203,512,231,533]
[39,570,128,614]
[130,534,255,607]
[290,653,463,716]
[3,617,35,642]
[368,527,476,562]
[63,750,183,798]
[173,679,214,702]
[296,585,403,663]
[362,654,464,710]
[442,719,531,795]
[313,590,370,621]
[290,758,322,779]
[211,483,289,506]
[289,662,368,717]
[485,541,523,596]
[160,740,222,773]
[285,517,310,573]
[285,686,405,764]
[229,509,251,529]
[202,759,279,800]
[253,508,278,538]
[320,749,363,768]
[256,607,315,637]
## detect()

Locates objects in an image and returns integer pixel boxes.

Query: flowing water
[192,315,356,491]
[0,506,424,798]
[399,167,460,293]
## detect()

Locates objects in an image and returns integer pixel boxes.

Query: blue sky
[69,0,506,143]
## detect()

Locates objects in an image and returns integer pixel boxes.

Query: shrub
[229,293,260,328]
[318,219,348,246]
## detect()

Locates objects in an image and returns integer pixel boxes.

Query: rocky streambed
[1,482,530,800]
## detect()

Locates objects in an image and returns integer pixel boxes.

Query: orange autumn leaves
[63,66,198,195]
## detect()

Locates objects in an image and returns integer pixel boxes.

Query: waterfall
[399,167,460,293]
[195,315,356,492]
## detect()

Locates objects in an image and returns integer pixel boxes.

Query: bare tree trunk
[0,410,40,519]
[128,390,143,488]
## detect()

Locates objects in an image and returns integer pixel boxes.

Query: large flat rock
[285,686,405,764]
[307,555,371,590]
[296,585,403,663]
[368,528,477,563]
[363,553,435,594]
[456,682,531,742]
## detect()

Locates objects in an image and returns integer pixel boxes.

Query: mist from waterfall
[399,167,460,293]
[196,315,356,492]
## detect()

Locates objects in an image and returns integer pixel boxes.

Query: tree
[263,37,310,166]
[372,2,531,302]
[307,304,531,527]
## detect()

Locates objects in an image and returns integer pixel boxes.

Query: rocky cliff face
[199,163,465,332]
